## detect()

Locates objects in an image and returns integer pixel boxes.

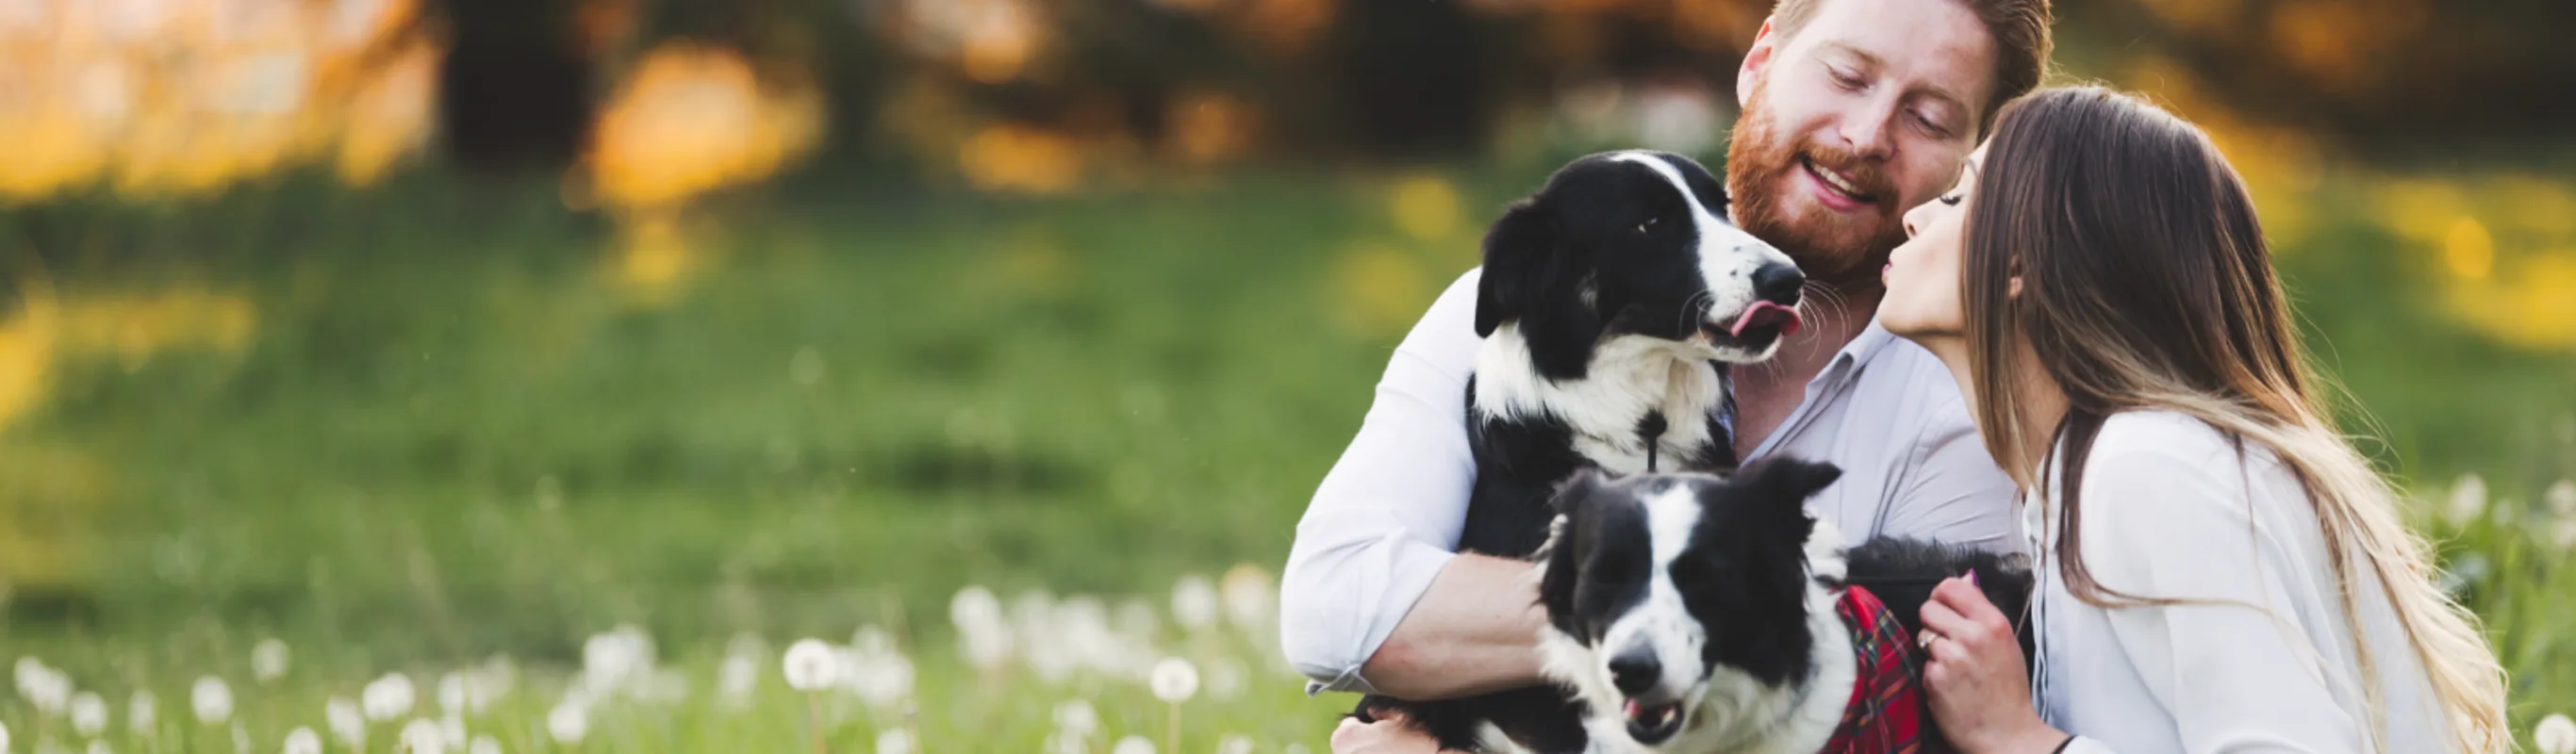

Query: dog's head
[1477,151,1804,379]
[1534,459,1846,747]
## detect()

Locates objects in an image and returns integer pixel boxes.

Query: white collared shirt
[2031,411,2449,754]
[1279,268,2022,694]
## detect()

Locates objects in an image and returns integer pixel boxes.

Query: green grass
[0,162,2568,749]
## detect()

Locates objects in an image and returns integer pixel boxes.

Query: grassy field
[0,160,2569,751]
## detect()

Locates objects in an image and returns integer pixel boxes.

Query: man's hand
[1330,712,1449,754]
[1920,575,2068,754]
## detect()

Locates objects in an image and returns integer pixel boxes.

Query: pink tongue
[1727,301,1805,337]
[1624,699,1643,719]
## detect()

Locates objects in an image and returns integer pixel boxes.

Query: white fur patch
[1475,329,1725,476]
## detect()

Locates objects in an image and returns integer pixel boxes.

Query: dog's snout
[1608,649,1660,696]
[1752,261,1803,305]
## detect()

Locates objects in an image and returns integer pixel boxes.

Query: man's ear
[1736,18,1777,108]
[1476,201,1549,337]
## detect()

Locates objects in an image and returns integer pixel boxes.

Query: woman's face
[1878,142,1988,341]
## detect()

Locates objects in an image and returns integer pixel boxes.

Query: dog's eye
[1635,217,1660,235]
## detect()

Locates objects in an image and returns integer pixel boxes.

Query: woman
[1878,86,2510,752]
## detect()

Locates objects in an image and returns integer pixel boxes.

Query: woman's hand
[1330,711,1448,754]
[1920,574,2070,754]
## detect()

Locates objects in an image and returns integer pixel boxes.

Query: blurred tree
[434,0,596,172]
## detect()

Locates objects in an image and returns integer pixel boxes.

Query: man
[1280,0,2055,749]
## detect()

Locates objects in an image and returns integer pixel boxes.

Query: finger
[1930,632,1975,664]
[1920,595,1979,641]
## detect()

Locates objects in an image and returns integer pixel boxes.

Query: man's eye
[1829,69,1864,90]
[1914,112,1952,138]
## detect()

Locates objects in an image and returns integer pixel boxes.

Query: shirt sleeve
[1278,269,1484,695]
[2079,442,2367,754]
[1876,381,2023,552]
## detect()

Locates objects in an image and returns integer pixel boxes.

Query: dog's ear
[1549,467,1606,516]
[1721,458,1841,538]
[1476,201,1549,337]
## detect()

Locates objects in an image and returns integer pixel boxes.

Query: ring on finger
[1919,631,1940,650]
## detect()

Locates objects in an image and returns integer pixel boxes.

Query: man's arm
[1279,269,1551,699]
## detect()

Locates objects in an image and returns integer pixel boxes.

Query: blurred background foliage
[0,0,2568,717]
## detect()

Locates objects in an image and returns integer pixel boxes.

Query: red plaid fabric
[1821,585,1943,754]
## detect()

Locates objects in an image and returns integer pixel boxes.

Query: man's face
[1725,0,1995,290]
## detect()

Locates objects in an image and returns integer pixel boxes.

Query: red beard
[1724,83,1909,290]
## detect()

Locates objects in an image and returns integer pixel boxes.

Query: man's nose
[1838,99,1899,159]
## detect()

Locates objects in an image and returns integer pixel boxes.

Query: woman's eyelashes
[1937,193,1963,206]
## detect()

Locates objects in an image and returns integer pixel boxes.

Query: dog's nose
[1753,261,1804,305]
[1608,650,1660,696]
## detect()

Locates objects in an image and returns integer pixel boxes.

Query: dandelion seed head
[468,734,502,754]
[1206,658,1246,699]
[950,584,1004,634]
[2446,474,2488,525]
[251,639,291,683]
[782,638,841,692]
[717,652,760,710]
[1148,657,1198,703]
[190,677,234,725]
[1170,574,1219,631]
[398,717,443,753]
[467,657,517,712]
[545,701,588,746]
[87,740,111,754]
[874,729,914,754]
[1215,733,1255,754]
[1284,744,1312,754]
[848,650,915,710]
[1218,564,1277,631]
[1051,699,1098,737]
[437,672,467,714]
[363,674,416,721]
[2539,713,2576,754]
[850,626,895,657]
[128,691,157,736]
[283,727,322,754]
[1110,735,1156,754]
[71,691,107,736]
[15,658,71,716]
[324,697,365,747]
[0,719,10,753]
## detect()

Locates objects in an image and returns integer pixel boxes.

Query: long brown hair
[1961,87,2508,752]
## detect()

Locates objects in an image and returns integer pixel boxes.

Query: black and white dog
[1353,150,1806,751]
[1534,462,2030,754]
[1354,152,2027,753]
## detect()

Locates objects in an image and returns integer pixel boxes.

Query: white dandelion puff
[438,673,467,714]
[283,727,322,754]
[1284,745,1311,754]
[16,659,70,717]
[2538,713,2576,754]
[129,691,157,736]
[324,697,365,747]
[191,677,234,725]
[0,719,10,753]
[439,715,465,749]
[468,734,502,754]
[1218,564,1277,631]
[88,740,111,754]
[874,729,914,754]
[847,650,915,711]
[71,691,107,736]
[251,639,291,683]
[233,720,252,754]
[398,717,444,753]
[851,626,895,657]
[364,674,416,721]
[1206,658,1246,699]
[2446,474,2488,525]
[1148,658,1198,703]
[1110,735,1156,754]
[782,639,841,692]
[1170,574,1220,631]
[1052,699,1099,738]
[545,701,587,746]
[717,652,760,711]
[1215,734,1255,754]
[952,584,1003,632]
